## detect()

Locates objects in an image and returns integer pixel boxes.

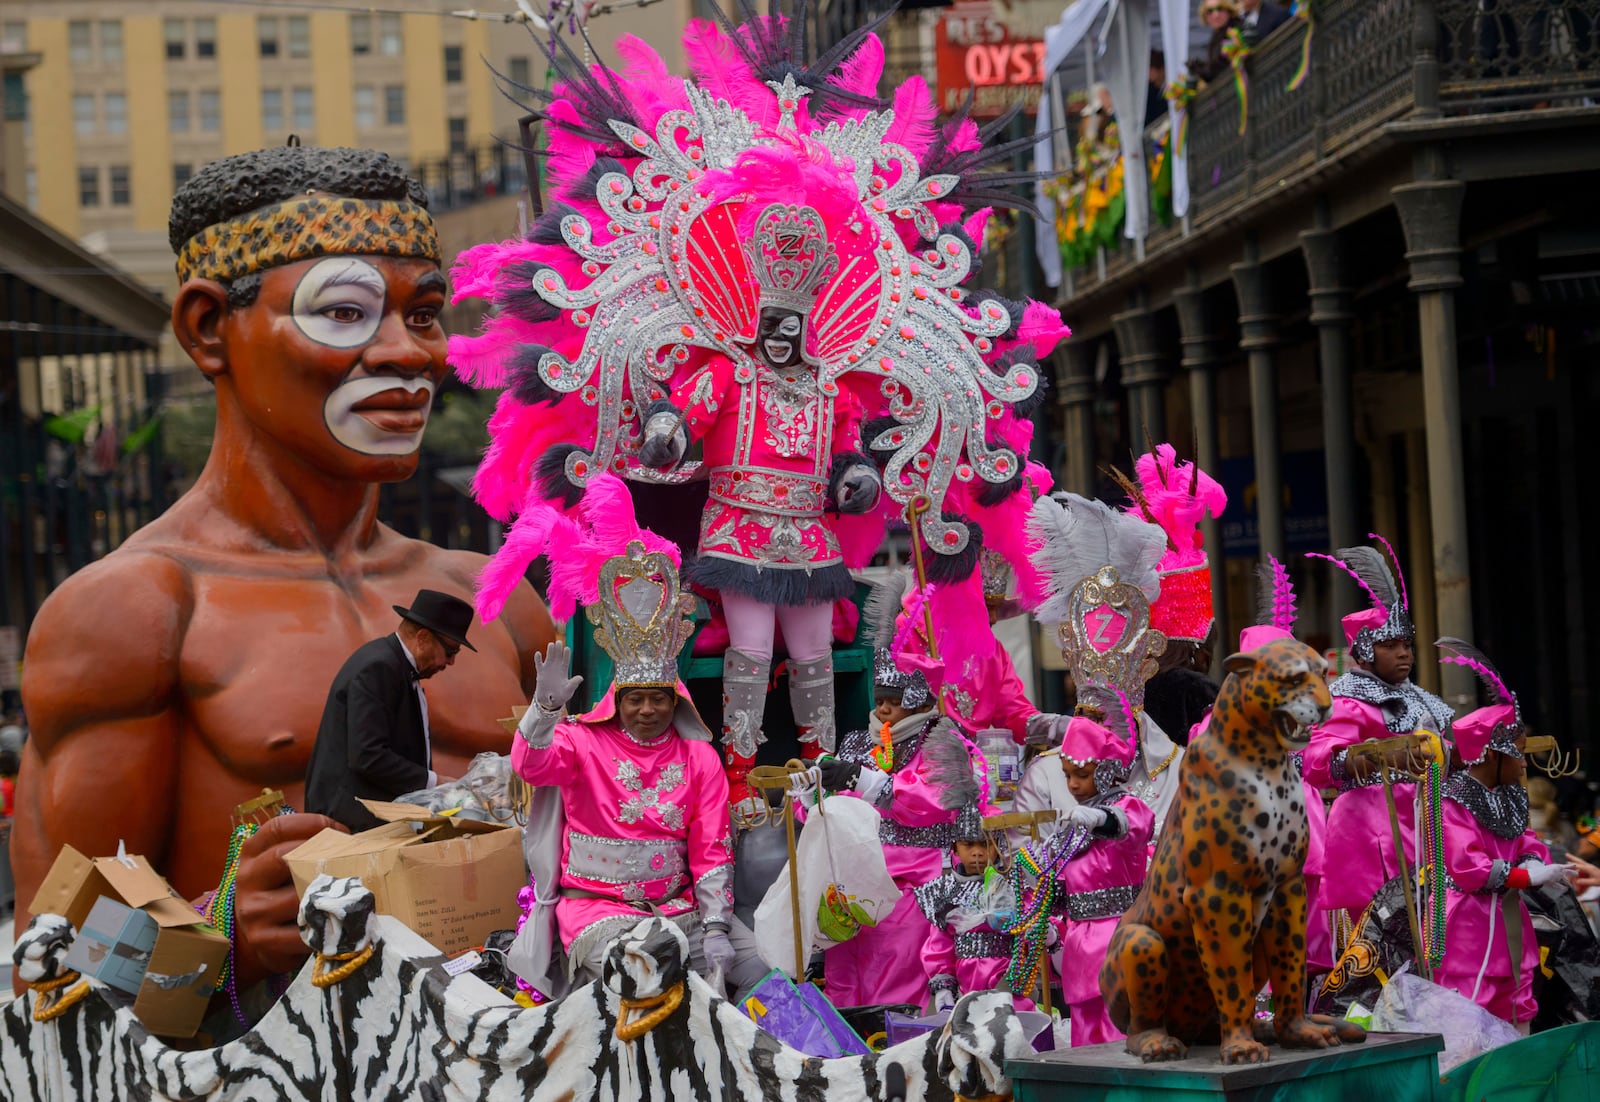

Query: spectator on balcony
[1193,0,1242,83]
[1145,50,1168,130]
[1238,0,1292,46]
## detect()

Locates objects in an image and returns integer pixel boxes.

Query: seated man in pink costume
[510,542,766,994]
[1187,557,1334,974]
[916,804,1032,1013]
[814,650,970,1008]
[1432,639,1575,1031]
[1046,707,1153,1046]
[1303,539,1454,918]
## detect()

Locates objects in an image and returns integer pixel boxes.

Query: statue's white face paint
[295,257,435,456]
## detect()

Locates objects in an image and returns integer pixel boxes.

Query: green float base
[1009,1030,1444,1102]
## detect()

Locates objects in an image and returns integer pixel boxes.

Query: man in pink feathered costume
[1431,639,1575,1030]
[633,161,884,807]
[1302,539,1454,917]
[500,479,767,997]
[445,15,1068,817]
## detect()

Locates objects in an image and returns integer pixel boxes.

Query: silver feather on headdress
[1028,492,1168,625]
[1334,545,1402,615]
[862,570,913,649]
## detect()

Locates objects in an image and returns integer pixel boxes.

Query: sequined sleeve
[922,922,958,994]
[510,719,581,787]
[672,355,736,441]
[686,740,736,930]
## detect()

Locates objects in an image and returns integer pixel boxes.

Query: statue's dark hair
[168,145,430,305]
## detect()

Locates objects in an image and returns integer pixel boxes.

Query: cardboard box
[31,846,231,1038]
[284,800,525,957]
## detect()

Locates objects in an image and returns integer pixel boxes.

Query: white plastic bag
[397,752,516,823]
[754,795,899,975]
[1369,966,1521,1072]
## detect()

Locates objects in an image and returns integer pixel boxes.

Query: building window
[384,84,405,125]
[109,165,131,206]
[195,18,216,59]
[1,22,26,53]
[444,45,463,83]
[2,72,25,122]
[448,116,467,155]
[350,14,372,56]
[508,56,531,85]
[198,89,221,131]
[73,93,95,137]
[78,165,100,208]
[99,21,123,65]
[69,21,93,65]
[261,87,283,131]
[174,163,193,191]
[258,17,279,58]
[104,92,127,136]
[168,90,190,133]
[379,14,403,56]
[353,85,376,129]
[292,86,314,131]
[164,18,185,61]
[288,16,310,59]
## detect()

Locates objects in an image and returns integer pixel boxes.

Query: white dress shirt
[395,633,438,788]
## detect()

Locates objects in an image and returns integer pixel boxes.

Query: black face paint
[755,306,806,370]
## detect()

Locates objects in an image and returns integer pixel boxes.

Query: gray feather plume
[1334,545,1400,613]
[862,570,912,649]
[921,719,982,810]
[1028,492,1167,624]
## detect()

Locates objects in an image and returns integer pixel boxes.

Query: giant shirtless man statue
[14,146,555,989]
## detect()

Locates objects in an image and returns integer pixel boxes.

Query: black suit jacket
[1243,2,1293,45]
[305,635,431,832]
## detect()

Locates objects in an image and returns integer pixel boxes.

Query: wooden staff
[905,496,941,662]
[1348,734,1433,980]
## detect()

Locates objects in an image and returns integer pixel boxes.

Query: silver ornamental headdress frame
[1059,566,1168,710]
[979,548,1013,603]
[586,540,697,691]
[747,203,839,314]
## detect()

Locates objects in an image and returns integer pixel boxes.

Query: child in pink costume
[816,650,970,1008]
[1303,541,1454,916]
[1431,640,1575,1029]
[1048,712,1153,1045]
[916,805,1033,1012]
[1188,558,1334,973]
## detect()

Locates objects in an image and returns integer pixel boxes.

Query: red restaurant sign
[934,7,1046,118]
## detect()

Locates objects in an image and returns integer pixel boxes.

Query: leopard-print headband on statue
[175,195,441,283]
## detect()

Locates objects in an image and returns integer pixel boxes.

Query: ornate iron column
[1300,201,1359,646]
[1173,268,1228,658]
[1112,295,1169,445]
[1058,339,1098,497]
[1393,176,1474,705]
[1230,234,1284,562]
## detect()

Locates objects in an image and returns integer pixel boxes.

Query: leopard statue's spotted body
[1098,637,1365,1064]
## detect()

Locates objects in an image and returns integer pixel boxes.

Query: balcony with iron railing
[410,139,530,215]
[1053,0,1600,296]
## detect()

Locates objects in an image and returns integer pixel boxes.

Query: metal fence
[1058,0,1600,287]
[409,140,530,215]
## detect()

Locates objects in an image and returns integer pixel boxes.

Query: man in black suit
[305,590,477,831]
[1239,0,1293,46]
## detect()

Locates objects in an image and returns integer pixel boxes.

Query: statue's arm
[12,555,188,987]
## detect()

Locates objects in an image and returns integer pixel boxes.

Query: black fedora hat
[393,590,477,652]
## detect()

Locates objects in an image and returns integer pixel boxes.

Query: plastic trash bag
[741,968,870,1058]
[1370,965,1521,1073]
[397,752,517,823]
[754,795,899,973]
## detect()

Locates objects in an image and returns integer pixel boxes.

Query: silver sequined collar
[1442,772,1530,840]
[1328,670,1454,735]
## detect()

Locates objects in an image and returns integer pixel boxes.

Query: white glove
[1067,805,1108,831]
[702,929,737,974]
[931,986,956,1013]
[855,766,891,804]
[1025,713,1067,748]
[519,642,584,747]
[1045,922,1060,949]
[1526,862,1575,888]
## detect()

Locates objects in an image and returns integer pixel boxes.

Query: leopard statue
[1098,636,1367,1063]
